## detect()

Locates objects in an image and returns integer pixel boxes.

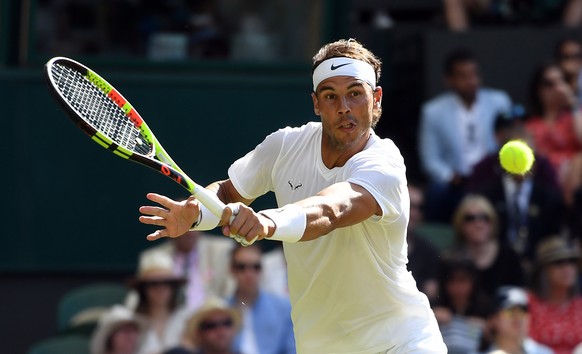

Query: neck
[321,129,371,168]
[236,288,259,305]
[148,304,170,319]
[495,336,524,354]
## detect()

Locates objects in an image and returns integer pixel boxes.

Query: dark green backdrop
[2,65,314,272]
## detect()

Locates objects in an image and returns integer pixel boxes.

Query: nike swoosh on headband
[330,62,351,70]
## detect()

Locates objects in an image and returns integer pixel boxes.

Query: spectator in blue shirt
[227,244,296,354]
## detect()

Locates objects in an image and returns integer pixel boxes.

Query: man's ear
[373,86,383,107]
[312,92,320,116]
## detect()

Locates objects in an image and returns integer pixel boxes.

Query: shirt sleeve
[228,129,285,199]
[346,143,407,225]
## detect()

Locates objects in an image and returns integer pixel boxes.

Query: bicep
[207,179,255,206]
[296,182,381,241]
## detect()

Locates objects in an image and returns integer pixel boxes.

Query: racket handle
[193,187,257,246]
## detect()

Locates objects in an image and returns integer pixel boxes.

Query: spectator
[469,111,565,266]
[419,48,512,222]
[130,253,192,354]
[407,183,440,301]
[166,297,242,354]
[524,62,582,206]
[477,286,553,354]
[90,305,147,354]
[447,194,525,298]
[443,0,582,31]
[433,256,491,354]
[528,236,582,354]
[138,230,234,311]
[227,244,295,354]
[555,37,582,102]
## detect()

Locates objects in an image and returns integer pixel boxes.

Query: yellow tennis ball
[499,140,535,175]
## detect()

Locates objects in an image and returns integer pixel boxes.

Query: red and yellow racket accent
[43,56,249,244]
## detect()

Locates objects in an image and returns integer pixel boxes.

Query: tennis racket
[44,57,254,245]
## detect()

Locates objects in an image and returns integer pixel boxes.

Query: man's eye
[325,94,336,99]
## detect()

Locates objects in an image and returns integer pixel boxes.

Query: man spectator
[419,48,512,222]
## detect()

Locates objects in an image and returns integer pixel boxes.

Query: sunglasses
[560,53,582,61]
[233,262,262,272]
[463,213,491,223]
[541,79,561,88]
[500,306,528,318]
[199,318,234,332]
[549,258,577,266]
[141,280,177,287]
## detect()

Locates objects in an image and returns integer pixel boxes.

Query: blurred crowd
[25,1,582,354]
[412,34,582,354]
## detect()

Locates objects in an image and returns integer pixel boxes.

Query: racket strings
[51,63,152,156]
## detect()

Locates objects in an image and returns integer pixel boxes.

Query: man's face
[196,311,236,352]
[446,61,481,103]
[312,76,382,155]
[231,247,262,294]
[558,41,582,77]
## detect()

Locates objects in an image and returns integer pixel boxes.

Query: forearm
[273,182,379,242]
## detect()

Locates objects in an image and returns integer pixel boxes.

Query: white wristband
[189,202,220,231]
[259,204,306,243]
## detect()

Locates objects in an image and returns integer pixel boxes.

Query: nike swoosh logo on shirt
[330,63,351,70]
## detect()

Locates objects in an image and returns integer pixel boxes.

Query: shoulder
[261,122,320,150]
[479,88,511,104]
[258,291,292,310]
[363,136,404,168]
[422,93,456,114]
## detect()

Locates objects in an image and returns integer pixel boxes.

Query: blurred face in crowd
[231,246,262,295]
[143,279,175,309]
[196,311,236,352]
[538,66,572,111]
[446,60,481,104]
[492,306,529,341]
[545,258,579,291]
[408,185,424,231]
[460,203,494,245]
[558,40,582,78]
[108,323,140,354]
[446,270,474,304]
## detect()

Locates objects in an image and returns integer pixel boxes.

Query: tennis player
[139,38,446,353]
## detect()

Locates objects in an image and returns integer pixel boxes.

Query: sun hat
[89,305,146,354]
[130,252,186,287]
[536,236,580,267]
[185,296,241,346]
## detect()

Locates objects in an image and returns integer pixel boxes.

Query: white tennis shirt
[229,122,445,354]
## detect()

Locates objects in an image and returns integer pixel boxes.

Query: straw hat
[130,252,186,287]
[536,236,580,267]
[89,305,146,354]
[185,297,241,346]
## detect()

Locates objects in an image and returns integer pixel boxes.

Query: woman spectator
[433,256,491,354]
[528,236,582,354]
[131,253,192,354]
[448,194,526,297]
[525,63,582,206]
[90,305,147,354]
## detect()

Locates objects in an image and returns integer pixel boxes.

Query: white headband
[312,57,376,92]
